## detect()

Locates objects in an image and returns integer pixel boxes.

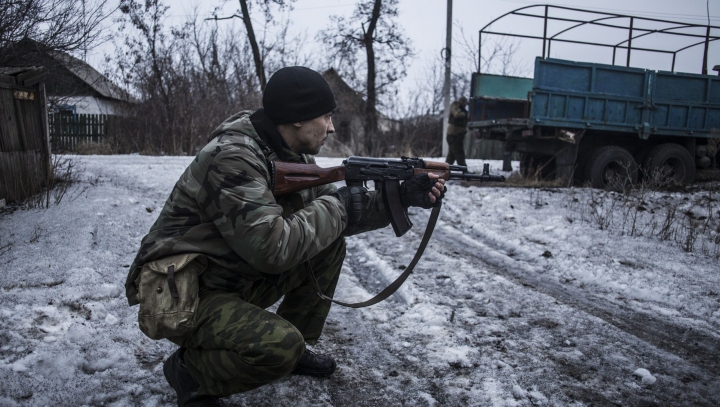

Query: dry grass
[75,142,115,155]
[457,171,567,189]
[23,155,86,209]
[566,173,720,260]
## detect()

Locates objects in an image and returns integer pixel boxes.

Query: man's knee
[182,318,305,396]
[248,319,305,375]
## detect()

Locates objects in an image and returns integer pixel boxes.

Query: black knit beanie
[263,66,337,124]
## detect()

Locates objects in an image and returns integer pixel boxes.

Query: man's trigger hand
[400,173,446,209]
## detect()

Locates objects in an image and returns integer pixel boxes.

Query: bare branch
[0,0,114,64]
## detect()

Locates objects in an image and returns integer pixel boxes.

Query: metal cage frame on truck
[470,5,720,187]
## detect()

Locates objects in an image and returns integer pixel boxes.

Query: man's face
[292,112,335,155]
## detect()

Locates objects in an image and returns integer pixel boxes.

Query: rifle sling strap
[308,204,442,308]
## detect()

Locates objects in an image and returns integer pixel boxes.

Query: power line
[293,3,356,11]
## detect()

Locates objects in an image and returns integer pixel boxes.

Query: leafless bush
[24,155,85,208]
[29,223,44,243]
[568,170,720,260]
[49,155,84,205]
[656,205,676,241]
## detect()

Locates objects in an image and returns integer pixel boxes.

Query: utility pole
[441,0,452,158]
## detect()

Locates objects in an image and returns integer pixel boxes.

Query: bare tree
[107,0,318,155]
[319,0,413,155]
[262,18,316,74]
[0,0,112,65]
[455,23,527,80]
[117,0,180,153]
[108,1,283,154]
[231,0,295,91]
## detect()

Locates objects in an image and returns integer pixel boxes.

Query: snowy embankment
[0,155,718,406]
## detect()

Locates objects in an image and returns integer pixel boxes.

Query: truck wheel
[586,146,638,190]
[643,143,695,185]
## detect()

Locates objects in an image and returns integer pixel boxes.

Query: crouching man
[124,66,446,406]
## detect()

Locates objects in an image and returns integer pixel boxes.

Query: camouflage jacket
[125,110,391,306]
[446,101,468,135]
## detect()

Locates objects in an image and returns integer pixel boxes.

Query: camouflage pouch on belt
[136,253,207,340]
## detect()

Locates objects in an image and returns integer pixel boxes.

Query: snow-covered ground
[0,155,718,406]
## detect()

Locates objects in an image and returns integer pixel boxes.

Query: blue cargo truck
[469,5,720,187]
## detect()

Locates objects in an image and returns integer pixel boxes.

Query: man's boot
[163,348,223,407]
[291,348,336,377]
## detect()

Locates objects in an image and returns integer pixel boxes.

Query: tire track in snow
[341,223,624,406]
[343,236,415,306]
[433,222,720,377]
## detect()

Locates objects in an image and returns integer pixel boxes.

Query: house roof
[50,51,130,102]
[2,39,131,102]
[323,68,362,99]
[322,68,395,122]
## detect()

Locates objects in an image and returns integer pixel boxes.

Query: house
[2,39,132,115]
[2,39,134,151]
[321,68,400,155]
[43,51,131,116]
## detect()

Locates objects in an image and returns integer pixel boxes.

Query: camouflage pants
[168,237,346,397]
[445,132,467,167]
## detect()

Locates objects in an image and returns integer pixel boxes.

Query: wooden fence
[49,113,112,152]
[0,67,51,204]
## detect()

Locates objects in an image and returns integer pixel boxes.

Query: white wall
[50,96,124,115]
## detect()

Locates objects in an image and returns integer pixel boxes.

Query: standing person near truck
[124,66,446,407]
[445,96,469,167]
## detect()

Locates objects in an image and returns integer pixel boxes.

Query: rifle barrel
[449,173,506,182]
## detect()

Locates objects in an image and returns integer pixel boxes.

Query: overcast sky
[91,0,720,97]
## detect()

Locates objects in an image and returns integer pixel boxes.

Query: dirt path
[230,214,719,406]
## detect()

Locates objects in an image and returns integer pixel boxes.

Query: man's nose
[328,118,336,134]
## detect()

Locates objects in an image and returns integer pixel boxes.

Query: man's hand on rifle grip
[330,185,369,223]
[400,173,446,209]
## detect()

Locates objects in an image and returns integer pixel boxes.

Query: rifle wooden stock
[272,161,346,197]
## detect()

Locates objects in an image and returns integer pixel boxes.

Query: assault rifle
[270,156,505,309]
[270,156,505,237]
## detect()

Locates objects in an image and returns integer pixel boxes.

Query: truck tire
[585,146,638,190]
[643,143,695,185]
